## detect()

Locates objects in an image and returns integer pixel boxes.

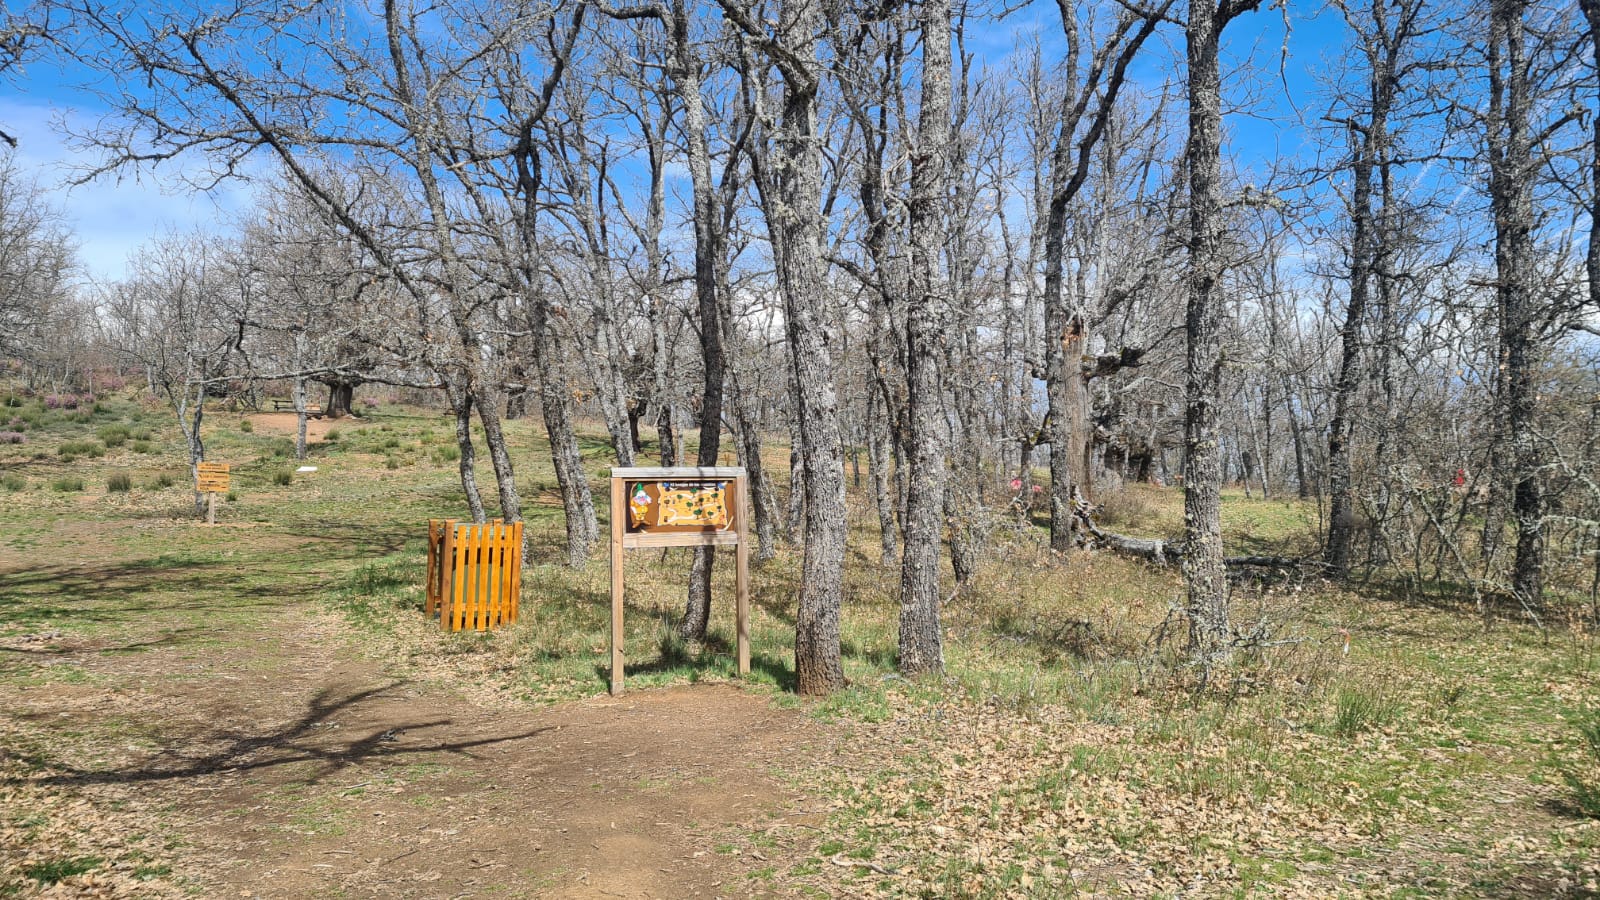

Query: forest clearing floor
[0,537,831,899]
[2,395,1599,898]
[242,411,357,443]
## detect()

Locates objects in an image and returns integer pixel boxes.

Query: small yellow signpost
[196,462,229,524]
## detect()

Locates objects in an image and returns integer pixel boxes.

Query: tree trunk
[537,349,598,566]
[785,393,805,541]
[473,383,522,532]
[447,380,488,523]
[1325,0,1398,578]
[677,0,728,642]
[1488,0,1545,606]
[1182,0,1258,659]
[293,377,308,461]
[1047,315,1089,553]
[897,0,952,677]
[325,381,354,419]
[732,395,781,560]
[657,402,678,466]
[867,383,899,565]
[742,0,849,694]
[1586,0,1600,340]
[181,381,207,517]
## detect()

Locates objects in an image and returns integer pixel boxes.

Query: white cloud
[0,97,254,283]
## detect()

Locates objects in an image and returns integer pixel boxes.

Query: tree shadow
[0,628,203,656]
[12,681,554,789]
[0,556,341,630]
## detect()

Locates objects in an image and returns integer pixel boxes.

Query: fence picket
[451,522,467,631]
[510,522,523,621]
[476,523,491,630]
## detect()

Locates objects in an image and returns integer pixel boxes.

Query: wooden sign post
[196,462,230,525]
[609,466,749,695]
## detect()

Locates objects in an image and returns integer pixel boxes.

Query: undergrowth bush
[1,473,24,491]
[96,424,131,447]
[106,473,132,492]
[1332,683,1400,736]
[271,470,293,486]
[239,419,254,433]
[52,475,85,492]
[58,440,104,458]
[151,472,176,489]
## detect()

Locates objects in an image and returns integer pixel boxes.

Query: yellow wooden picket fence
[425,518,523,631]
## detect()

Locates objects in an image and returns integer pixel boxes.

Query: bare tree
[0,153,75,363]
[102,234,236,513]
[1323,0,1433,578]
[895,0,954,675]
[63,0,594,560]
[1182,0,1263,659]
[719,0,849,694]
[1040,1,1171,557]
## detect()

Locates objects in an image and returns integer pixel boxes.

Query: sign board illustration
[625,478,735,534]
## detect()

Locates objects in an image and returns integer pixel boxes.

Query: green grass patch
[23,856,103,884]
[1331,683,1402,737]
[57,440,104,459]
[1560,705,1600,817]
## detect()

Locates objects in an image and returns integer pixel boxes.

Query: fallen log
[1074,502,1170,563]
[1097,530,1172,564]
[1073,494,1309,570]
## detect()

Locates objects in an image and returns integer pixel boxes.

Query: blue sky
[2,0,1352,283]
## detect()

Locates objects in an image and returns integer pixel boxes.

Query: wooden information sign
[196,462,230,493]
[196,462,230,524]
[609,466,749,695]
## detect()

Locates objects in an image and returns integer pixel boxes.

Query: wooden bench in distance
[270,399,325,418]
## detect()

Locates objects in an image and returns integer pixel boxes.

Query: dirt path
[4,605,829,898]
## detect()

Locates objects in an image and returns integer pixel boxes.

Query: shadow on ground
[10,681,554,789]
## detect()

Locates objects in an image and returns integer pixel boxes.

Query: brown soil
[3,608,829,898]
[243,412,353,442]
